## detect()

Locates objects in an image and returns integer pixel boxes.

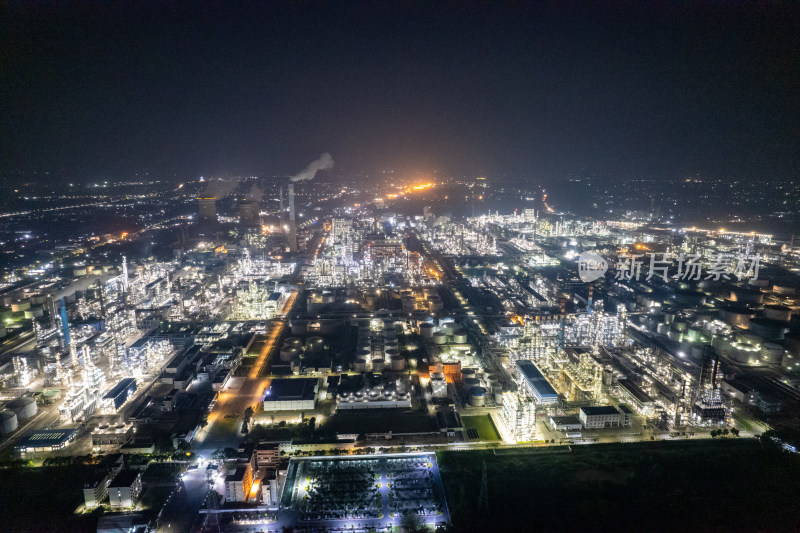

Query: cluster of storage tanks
[0,396,38,435]
[419,320,468,345]
[432,360,503,407]
[279,335,326,369]
[638,304,792,367]
[400,287,444,313]
[352,319,406,373]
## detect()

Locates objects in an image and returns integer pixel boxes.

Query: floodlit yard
[461,414,500,441]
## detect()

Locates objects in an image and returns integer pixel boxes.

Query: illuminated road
[196,290,296,455]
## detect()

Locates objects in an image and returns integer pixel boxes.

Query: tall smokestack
[287,183,297,252]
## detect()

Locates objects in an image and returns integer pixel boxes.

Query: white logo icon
[577,252,608,282]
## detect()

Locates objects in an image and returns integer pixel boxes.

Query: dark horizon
[2,1,799,182]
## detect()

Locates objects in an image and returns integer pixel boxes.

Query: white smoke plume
[290,153,334,182]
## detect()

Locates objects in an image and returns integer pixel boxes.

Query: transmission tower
[203,488,222,532]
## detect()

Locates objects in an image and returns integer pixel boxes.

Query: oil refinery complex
[1,176,800,531]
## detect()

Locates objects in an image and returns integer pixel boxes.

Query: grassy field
[438,438,800,532]
[461,414,501,441]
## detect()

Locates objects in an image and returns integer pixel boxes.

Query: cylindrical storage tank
[0,409,18,435]
[760,343,785,364]
[468,387,487,407]
[764,305,792,322]
[749,318,790,341]
[42,389,61,403]
[719,308,752,328]
[291,321,308,335]
[7,397,37,420]
[357,346,372,359]
[384,347,400,359]
[419,323,435,338]
[280,346,299,362]
[428,297,444,312]
[493,385,504,406]
[730,342,760,365]
[441,323,455,336]
[464,377,481,388]
[353,358,368,372]
[305,336,325,353]
[432,332,447,345]
[667,330,683,342]
[453,329,468,343]
[462,368,476,378]
[383,339,400,350]
[390,355,406,371]
[284,337,303,349]
[372,358,385,372]
[712,335,732,356]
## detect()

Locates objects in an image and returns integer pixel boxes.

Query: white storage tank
[730,342,760,365]
[6,397,37,420]
[453,329,468,343]
[305,336,325,353]
[764,305,792,322]
[419,323,435,338]
[353,358,368,372]
[372,358,385,372]
[390,355,406,371]
[432,332,448,345]
[760,343,785,364]
[428,297,444,312]
[468,386,487,407]
[492,385,504,406]
[0,409,18,435]
[441,323,455,336]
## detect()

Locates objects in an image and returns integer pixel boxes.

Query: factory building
[17,429,77,454]
[262,378,318,411]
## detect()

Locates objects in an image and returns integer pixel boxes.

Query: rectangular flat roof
[263,378,318,402]
[618,379,655,404]
[515,360,558,401]
[109,469,141,488]
[21,429,76,447]
[103,378,137,399]
[580,406,620,416]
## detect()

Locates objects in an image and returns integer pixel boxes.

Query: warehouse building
[262,378,318,411]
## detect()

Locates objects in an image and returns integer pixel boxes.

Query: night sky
[1,1,798,182]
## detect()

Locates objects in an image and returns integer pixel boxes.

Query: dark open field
[438,438,800,532]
